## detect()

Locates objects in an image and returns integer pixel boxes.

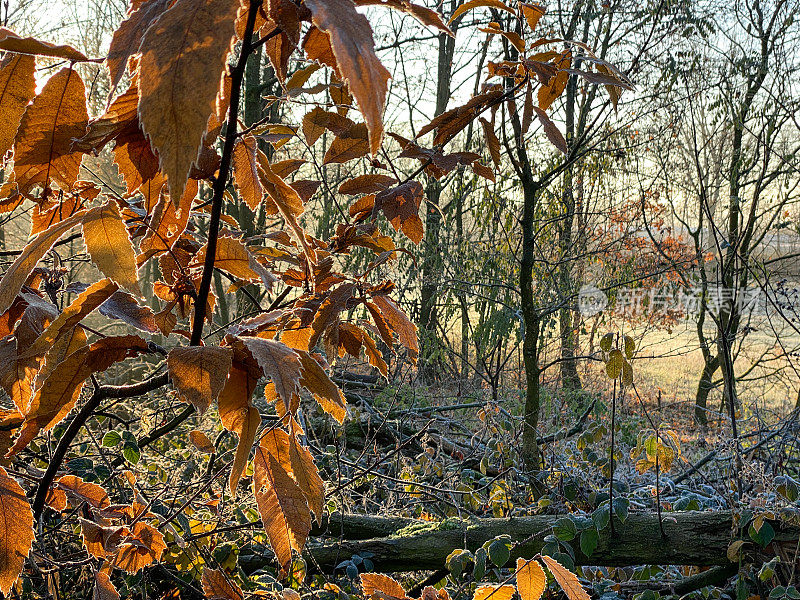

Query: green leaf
[599,333,614,352]
[102,431,122,447]
[553,517,577,541]
[592,505,610,531]
[472,546,486,580]
[122,444,140,465]
[580,528,599,557]
[486,535,512,567]
[612,497,629,522]
[749,521,775,547]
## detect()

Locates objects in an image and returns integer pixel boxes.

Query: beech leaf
[0,466,33,596]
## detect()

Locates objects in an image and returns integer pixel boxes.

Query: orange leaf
[449,0,515,23]
[0,27,89,61]
[0,54,36,159]
[202,568,243,600]
[189,430,215,454]
[304,0,391,156]
[113,522,166,573]
[298,350,346,423]
[218,363,261,495]
[232,136,264,210]
[93,570,120,600]
[360,573,407,599]
[167,346,233,414]
[371,295,418,360]
[0,465,34,596]
[138,0,239,207]
[252,447,311,570]
[241,337,302,408]
[56,475,111,509]
[106,0,170,92]
[540,555,590,600]
[190,236,276,288]
[12,67,88,195]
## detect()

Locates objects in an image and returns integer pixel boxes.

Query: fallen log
[240,511,797,574]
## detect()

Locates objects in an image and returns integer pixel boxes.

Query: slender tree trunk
[419,26,455,383]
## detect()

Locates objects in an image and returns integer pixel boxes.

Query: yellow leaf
[360,573,407,599]
[540,555,590,600]
[516,558,546,600]
[82,202,141,295]
[304,0,390,156]
[138,0,239,207]
[0,54,36,159]
[0,466,33,596]
[473,585,515,600]
[167,346,233,414]
[606,349,624,379]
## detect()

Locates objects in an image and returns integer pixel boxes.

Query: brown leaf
[93,571,120,600]
[479,117,501,167]
[375,181,424,244]
[167,346,233,414]
[98,290,159,333]
[138,0,239,207]
[537,51,571,111]
[302,106,331,146]
[0,208,89,316]
[12,67,88,195]
[0,466,34,596]
[113,522,166,573]
[417,89,503,147]
[361,573,407,599]
[252,447,311,571]
[80,518,126,558]
[202,568,244,600]
[55,475,111,509]
[533,107,567,154]
[309,281,356,349]
[241,338,302,408]
[371,295,418,360]
[520,3,545,32]
[448,0,514,23]
[189,430,215,454]
[8,336,149,455]
[323,122,370,164]
[303,0,391,156]
[354,0,452,35]
[338,322,388,376]
[139,178,199,254]
[106,0,171,92]
[232,136,263,210]
[113,129,160,195]
[339,174,397,195]
[218,363,261,495]
[0,27,89,61]
[0,54,36,159]
[540,555,590,600]
[82,202,141,295]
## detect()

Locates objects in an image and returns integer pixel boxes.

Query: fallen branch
[238,511,796,573]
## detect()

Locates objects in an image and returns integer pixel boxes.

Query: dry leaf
[167,346,233,414]
[138,0,239,207]
[0,466,34,596]
[473,585,515,600]
[232,136,263,210]
[0,54,36,159]
[93,570,120,600]
[360,573,407,599]
[202,568,244,600]
[304,0,390,156]
[540,555,590,600]
[189,430,215,454]
[12,67,88,194]
[0,27,89,61]
[218,363,261,495]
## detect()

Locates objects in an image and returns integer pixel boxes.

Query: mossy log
[241,511,797,573]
